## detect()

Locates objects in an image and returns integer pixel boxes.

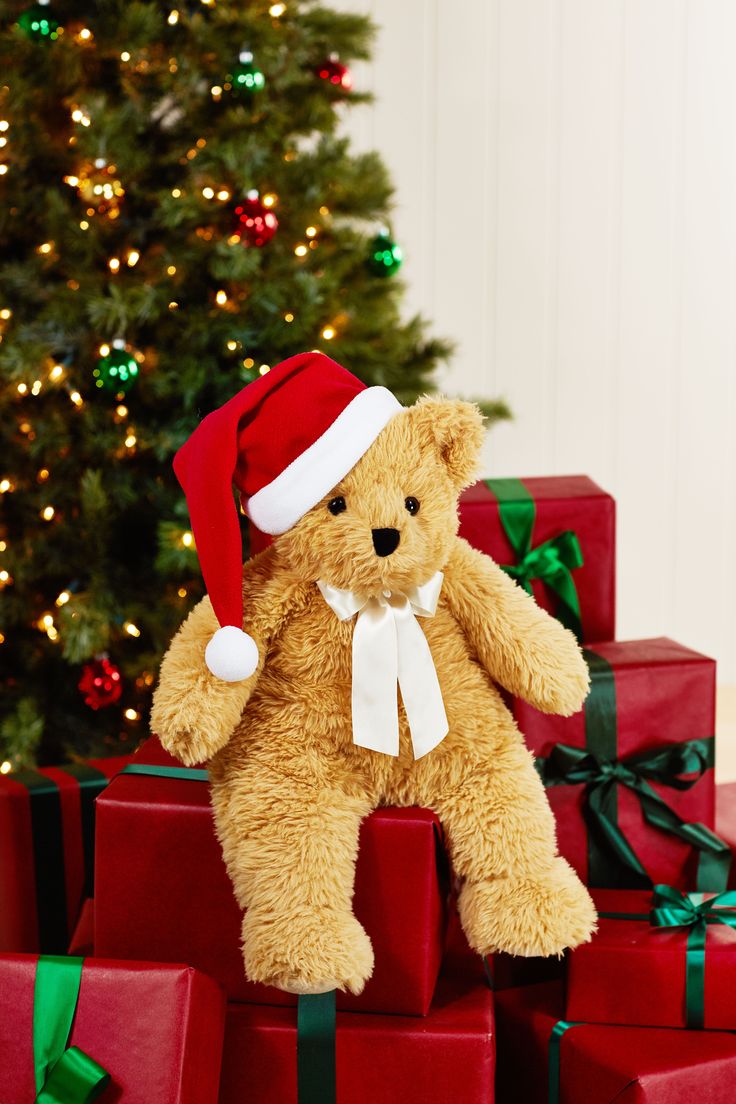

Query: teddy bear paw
[458,856,597,958]
[242,908,375,996]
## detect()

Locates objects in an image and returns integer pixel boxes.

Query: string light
[321,325,336,341]
[202,186,214,199]
[210,86,223,100]
[120,51,130,62]
[31,380,42,395]
[284,312,294,322]
[126,249,140,267]
[171,188,181,198]
[37,242,53,255]
[217,189,230,201]
[17,383,27,395]
[0,540,6,550]
[259,364,270,375]
[109,257,120,273]
[0,308,11,319]
[99,343,110,357]
[167,9,179,24]
[269,2,286,14]
[116,404,128,418]
[38,469,49,482]
[226,340,238,351]
[56,590,71,606]
[49,365,64,381]
[168,301,178,311]
[215,289,228,306]
[80,220,89,230]
[41,506,55,521]
[181,531,194,548]
[0,479,13,494]
[305,226,317,238]
[124,708,140,721]
[124,432,137,448]
[70,391,83,406]
[243,357,255,369]
[262,193,277,207]
[294,244,307,257]
[177,587,187,598]
[319,205,330,216]
[0,761,11,774]
[0,570,10,583]
[167,265,177,275]
[124,621,141,637]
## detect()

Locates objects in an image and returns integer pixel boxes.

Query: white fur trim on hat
[205,625,259,681]
[246,385,402,535]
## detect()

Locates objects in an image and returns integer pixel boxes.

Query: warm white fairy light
[56,590,71,606]
[108,257,121,273]
[262,193,277,208]
[321,325,336,341]
[116,404,128,418]
[259,364,270,375]
[171,188,181,198]
[226,340,238,351]
[124,432,137,449]
[70,391,83,407]
[215,289,228,306]
[177,587,188,598]
[127,249,140,267]
[0,570,10,582]
[31,379,42,395]
[41,505,55,521]
[0,761,11,774]
[124,621,141,637]
[120,51,131,62]
[167,265,177,275]
[269,2,286,15]
[38,468,49,482]
[305,226,317,238]
[217,189,230,201]
[168,9,179,24]
[37,242,53,255]
[49,364,64,381]
[181,531,194,548]
[99,343,110,357]
[284,312,294,323]
[17,382,27,395]
[0,479,12,494]
[294,244,307,257]
[202,186,215,199]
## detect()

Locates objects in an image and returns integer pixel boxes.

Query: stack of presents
[3,473,736,1103]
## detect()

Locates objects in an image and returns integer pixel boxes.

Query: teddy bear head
[277,397,484,594]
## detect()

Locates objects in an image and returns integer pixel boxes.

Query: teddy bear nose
[372,528,401,557]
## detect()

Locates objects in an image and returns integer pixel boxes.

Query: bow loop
[318,573,448,759]
[650,884,736,931]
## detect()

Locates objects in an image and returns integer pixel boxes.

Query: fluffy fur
[152,396,597,994]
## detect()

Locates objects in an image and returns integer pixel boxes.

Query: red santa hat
[174,351,402,681]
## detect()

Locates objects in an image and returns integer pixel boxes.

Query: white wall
[335,0,736,683]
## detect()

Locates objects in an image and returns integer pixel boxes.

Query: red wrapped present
[68,898,95,956]
[0,953,225,1104]
[515,638,729,890]
[218,935,494,1104]
[0,753,133,954]
[496,980,736,1104]
[567,886,736,1030]
[457,475,615,643]
[95,738,448,1015]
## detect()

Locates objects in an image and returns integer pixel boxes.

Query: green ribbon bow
[536,649,730,890]
[538,735,729,891]
[485,478,584,641]
[650,883,736,1028]
[33,956,109,1103]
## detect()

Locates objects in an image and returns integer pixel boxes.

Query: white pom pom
[205,625,259,682]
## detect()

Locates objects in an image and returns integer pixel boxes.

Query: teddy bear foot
[458,856,597,958]
[242,907,375,996]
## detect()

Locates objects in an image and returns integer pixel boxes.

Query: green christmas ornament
[367,232,403,278]
[18,0,60,42]
[228,50,265,96]
[93,341,139,394]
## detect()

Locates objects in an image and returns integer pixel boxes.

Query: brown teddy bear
[152,352,596,996]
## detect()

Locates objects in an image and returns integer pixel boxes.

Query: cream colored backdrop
[334,0,736,704]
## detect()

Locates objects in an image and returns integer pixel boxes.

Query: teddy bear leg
[416,735,596,958]
[211,760,375,996]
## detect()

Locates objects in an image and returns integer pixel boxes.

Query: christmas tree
[0,0,508,768]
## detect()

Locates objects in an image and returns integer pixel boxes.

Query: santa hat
[174,352,402,682]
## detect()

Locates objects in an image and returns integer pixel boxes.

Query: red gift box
[95,738,448,1015]
[457,475,615,643]
[496,980,736,1104]
[218,935,494,1104]
[68,897,95,956]
[0,954,225,1104]
[515,638,722,890]
[0,754,133,954]
[566,887,736,1030]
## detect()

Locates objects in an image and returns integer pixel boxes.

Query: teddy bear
[151,351,596,996]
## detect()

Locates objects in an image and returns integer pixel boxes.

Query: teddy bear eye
[328,496,347,516]
[404,497,420,516]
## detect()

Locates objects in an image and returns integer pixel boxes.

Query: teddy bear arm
[444,538,590,716]
[151,594,263,765]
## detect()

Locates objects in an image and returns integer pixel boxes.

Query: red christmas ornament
[78,657,123,710]
[315,54,352,92]
[232,194,278,248]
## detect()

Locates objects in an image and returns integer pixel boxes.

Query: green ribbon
[33,956,110,1103]
[536,650,730,891]
[119,764,209,782]
[297,992,336,1104]
[13,771,68,952]
[649,883,736,1029]
[485,478,584,641]
[548,1020,580,1104]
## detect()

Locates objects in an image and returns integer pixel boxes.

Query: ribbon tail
[36,1047,110,1104]
[395,603,448,759]
[351,602,400,756]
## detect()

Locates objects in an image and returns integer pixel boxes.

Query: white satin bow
[317,572,449,759]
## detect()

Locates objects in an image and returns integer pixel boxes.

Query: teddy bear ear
[409,396,485,490]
